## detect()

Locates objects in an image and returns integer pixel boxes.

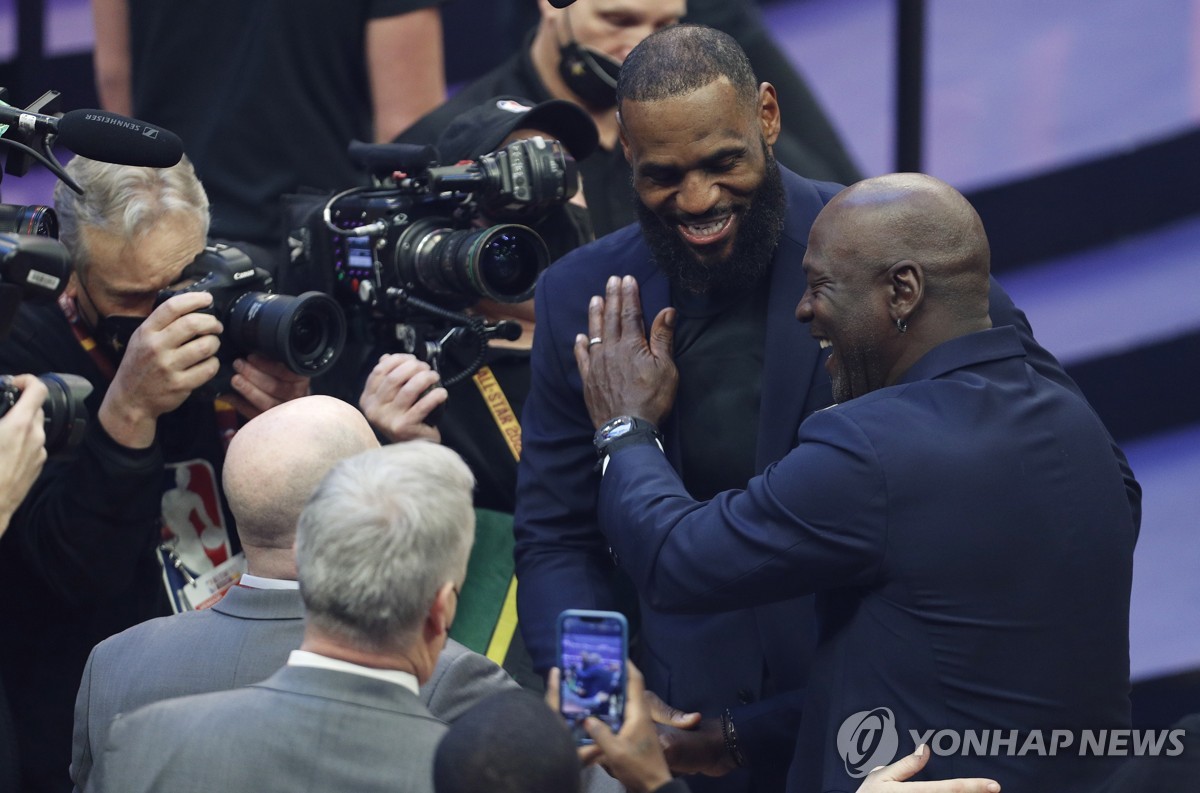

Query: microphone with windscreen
[0,104,183,168]
[56,110,183,168]
[547,0,577,7]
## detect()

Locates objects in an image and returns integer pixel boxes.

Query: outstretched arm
[366,6,447,142]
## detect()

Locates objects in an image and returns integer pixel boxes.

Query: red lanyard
[60,292,118,380]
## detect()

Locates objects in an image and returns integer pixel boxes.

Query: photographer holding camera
[0,374,47,538]
[0,155,311,793]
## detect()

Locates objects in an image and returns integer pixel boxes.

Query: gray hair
[53,155,210,283]
[295,441,476,652]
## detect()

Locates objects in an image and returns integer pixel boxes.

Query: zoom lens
[40,372,93,455]
[0,204,59,237]
[0,372,93,456]
[396,218,547,304]
[227,291,347,377]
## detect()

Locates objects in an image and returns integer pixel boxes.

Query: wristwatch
[593,415,663,462]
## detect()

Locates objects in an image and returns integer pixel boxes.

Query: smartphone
[556,609,628,744]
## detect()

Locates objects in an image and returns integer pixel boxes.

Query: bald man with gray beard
[70,396,517,792]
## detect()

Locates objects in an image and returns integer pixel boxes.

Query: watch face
[604,419,633,439]
[605,420,633,440]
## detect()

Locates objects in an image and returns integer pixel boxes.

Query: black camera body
[156,245,347,393]
[0,372,93,455]
[0,232,71,339]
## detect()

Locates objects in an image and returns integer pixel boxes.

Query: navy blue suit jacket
[599,328,1137,793]
[514,166,1140,790]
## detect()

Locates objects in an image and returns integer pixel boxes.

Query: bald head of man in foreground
[222,394,380,579]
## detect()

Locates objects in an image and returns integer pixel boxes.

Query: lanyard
[471,364,522,463]
[60,292,117,380]
[470,364,521,665]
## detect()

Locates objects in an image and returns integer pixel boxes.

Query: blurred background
[1,0,1196,727]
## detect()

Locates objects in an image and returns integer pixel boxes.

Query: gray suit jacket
[92,664,445,793]
[72,585,517,791]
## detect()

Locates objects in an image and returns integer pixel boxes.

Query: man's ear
[426,581,458,638]
[888,260,923,324]
[617,110,633,163]
[758,83,781,147]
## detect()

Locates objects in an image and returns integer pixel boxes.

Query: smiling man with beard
[633,135,786,296]
[513,24,1140,793]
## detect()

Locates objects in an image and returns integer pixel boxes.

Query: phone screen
[557,609,627,744]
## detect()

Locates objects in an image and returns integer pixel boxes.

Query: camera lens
[396,219,547,304]
[40,373,93,455]
[0,373,92,456]
[0,204,59,238]
[226,291,347,377]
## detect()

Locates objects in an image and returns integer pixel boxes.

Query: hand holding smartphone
[556,609,628,744]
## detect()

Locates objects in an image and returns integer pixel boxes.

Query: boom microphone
[548,0,577,7]
[57,110,183,167]
[0,105,183,167]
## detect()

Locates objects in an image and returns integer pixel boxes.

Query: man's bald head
[223,396,379,557]
[823,173,991,323]
[798,173,994,403]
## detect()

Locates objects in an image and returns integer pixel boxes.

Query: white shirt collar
[286,649,420,695]
[238,573,299,590]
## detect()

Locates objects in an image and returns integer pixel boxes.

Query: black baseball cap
[436,95,600,164]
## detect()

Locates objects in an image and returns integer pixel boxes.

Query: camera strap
[470,364,521,667]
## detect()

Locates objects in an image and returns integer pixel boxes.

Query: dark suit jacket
[513,165,1142,791]
[1094,714,1200,792]
[600,327,1138,793]
[72,585,517,791]
[92,664,444,793]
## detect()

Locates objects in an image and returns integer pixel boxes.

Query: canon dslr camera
[156,245,347,392]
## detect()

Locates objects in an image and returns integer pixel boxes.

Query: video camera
[156,245,347,395]
[0,231,70,336]
[290,135,577,385]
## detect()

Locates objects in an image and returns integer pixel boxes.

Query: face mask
[556,12,620,111]
[93,314,145,360]
[74,278,146,362]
